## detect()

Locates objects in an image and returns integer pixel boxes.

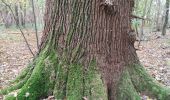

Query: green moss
[53,61,68,99]
[84,60,107,100]
[0,79,27,95]
[117,70,141,100]
[16,51,58,100]
[3,48,58,100]
[88,74,107,100]
[15,55,47,99]
[10,64,31,84]
[4,44,170,100]
[0,70,32,95]
[66,64,84,100]
[53,59,107,100]
[4,94,16,100]
[129,64,170,100]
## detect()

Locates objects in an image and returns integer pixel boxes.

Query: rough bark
[1,0,170,100]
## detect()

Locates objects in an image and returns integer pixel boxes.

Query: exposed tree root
[1,48,57,100]
[117,70,141,100]
[129,64,170,100]
[0,76,29,95]
[0,61,35,95]
[53,60,107,100]
[10,61,35,84]
[1,52,170,100]
[113,63,170,100]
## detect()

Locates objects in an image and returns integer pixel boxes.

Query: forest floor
[0,28,170,100]
[0,29,38,100]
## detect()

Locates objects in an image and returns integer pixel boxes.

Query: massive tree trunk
[1,0,170,100]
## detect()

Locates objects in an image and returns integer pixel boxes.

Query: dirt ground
[0,29,170,100]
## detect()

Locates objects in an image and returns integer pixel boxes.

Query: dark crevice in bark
[107,85,112,100]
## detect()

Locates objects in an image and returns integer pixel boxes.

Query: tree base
[1,49,170,100]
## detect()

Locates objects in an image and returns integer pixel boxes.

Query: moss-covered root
[4,51,57,100]
[10,60,36,84]
[0,73,31,95]
[117,70,141,100]
[0,61,35,95]
[129,64,170,100]
[54,61,107,100]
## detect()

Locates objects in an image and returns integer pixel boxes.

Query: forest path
[0,29,170,99]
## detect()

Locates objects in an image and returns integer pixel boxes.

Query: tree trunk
[4,7,11,28]
[1,0,170,100]
[155,0,161,31]
[15,4,19,27]
[140,0,147,40]
[20,3,26,28]
[162,0,170,36]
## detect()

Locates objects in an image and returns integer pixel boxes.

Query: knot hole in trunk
[100,0,118,15]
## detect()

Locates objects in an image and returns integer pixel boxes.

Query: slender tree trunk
[15,4,19,27]
[1,0,170,100]
[4,6,11,28]
[20,3,26,28]
[140,0,147,40]
[162,0,170,36]
[31,0,39,51]
[146,0,153,19]
[156,0,161,31]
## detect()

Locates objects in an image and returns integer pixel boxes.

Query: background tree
[0,0,170,100]
[155,0,161,31]
[0,0,45,29]
[162,0,170,35]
